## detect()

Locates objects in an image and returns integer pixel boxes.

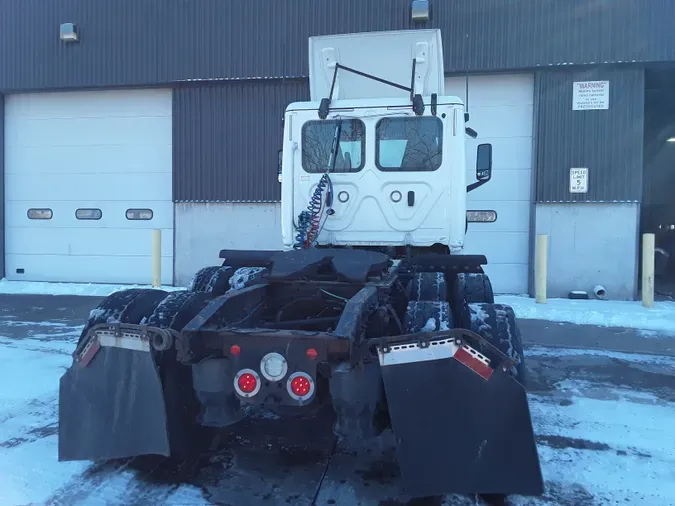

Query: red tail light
[291,376,311,396]
[234,368,261,397]
[286,372,315,401]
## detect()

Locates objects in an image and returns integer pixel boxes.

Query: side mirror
[467,143,493,193]
[278,149,283,183]
[476,143,492,181]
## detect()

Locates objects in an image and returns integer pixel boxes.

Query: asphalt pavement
[1,293,674,506]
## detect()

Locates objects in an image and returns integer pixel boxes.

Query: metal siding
[1,0,675,91]
[534,67,644,203]
[0,94,3,278]
[173,79,310,203]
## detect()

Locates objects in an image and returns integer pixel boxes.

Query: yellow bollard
[535,234,548,304]
[152,229,162,288]
[642,233,655,308]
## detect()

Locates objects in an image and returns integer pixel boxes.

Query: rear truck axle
[57,248,544,499]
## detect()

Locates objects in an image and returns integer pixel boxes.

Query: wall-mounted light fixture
[411,0,430,22]
[60,23,79,42]
[667,137,675,143]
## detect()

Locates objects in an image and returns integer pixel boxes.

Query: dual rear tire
[80,288,217,463]
[403,271,525,384]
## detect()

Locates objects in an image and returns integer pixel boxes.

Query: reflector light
[260,352,288,381]
[234,368,261,397]
[230,344,241,356]
[286,372,315,401]
[466,210,497,223]
[454,346,493,380]
[306,348,318,360]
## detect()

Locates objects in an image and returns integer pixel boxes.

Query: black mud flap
[379,339,544,498]
[58,344,170,462]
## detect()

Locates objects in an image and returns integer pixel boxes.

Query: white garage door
[4,89,174,285]
[445,74,534,295]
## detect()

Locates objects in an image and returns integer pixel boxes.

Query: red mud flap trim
[378,338,493,380]
[454,347,493,380]
[75,328,150,367]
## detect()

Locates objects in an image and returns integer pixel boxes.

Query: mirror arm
[466,179,490,193]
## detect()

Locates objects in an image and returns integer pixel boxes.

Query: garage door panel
[6,227,174,257]
[466,169,531,202]
[4,89,175,284]
[5,254,173,285]
[480,263,528,295]
[465,200,530,233]
[463,231,529,264]
[5,144,172,175]
[5,200,174,229]
[6,116,172,148]
[445,74,533,295]
[465,136,532,171]
[445,74,534,106]
[460,105,534,138]
[7,173,171,202]
[6,89,172,119]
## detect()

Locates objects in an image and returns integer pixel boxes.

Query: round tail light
[286,372,315,401]
[234,368,261,397]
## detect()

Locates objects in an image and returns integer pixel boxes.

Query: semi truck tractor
[58,29,544,501]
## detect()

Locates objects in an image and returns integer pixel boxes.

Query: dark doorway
[643,69,675,300]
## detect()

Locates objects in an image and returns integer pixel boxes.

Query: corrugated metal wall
[534,67,645,203]
[173,79,310,203]
[0,0,674,92]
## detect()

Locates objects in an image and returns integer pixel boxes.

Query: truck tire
[455,272,494,304]
[404,300,454,333]
[467,303,526,384]
[410,272,447,302]
[144,291,215,461]
[76,288,168,347]
[228,266,269,291]
[188,265,233,296]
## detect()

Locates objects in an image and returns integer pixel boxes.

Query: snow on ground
[496,294,675,334]
[2,306,675,504]
[0,279,186,297]
[0,333,91,505]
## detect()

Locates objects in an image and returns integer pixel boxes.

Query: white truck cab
[279,30,492,252]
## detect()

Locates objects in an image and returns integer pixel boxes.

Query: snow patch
[88,307,107,320]
[496,295,675,334]
[526,345,675,367]
[0,279,186,297]
[522,379,675,505]
[421,318,437,332]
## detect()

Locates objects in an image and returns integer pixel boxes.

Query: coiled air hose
[293,121,340,250]
[294,172,333,249]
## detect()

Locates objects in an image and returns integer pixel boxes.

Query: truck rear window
[376,117,443,172]
[302,119,365,173]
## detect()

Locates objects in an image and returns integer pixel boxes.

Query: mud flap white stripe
[76,329,149,367]
[99,333,150,352]
[378,338,493,380]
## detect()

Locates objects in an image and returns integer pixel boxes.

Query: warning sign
[570,168,588,194]
[573,81,609,110]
